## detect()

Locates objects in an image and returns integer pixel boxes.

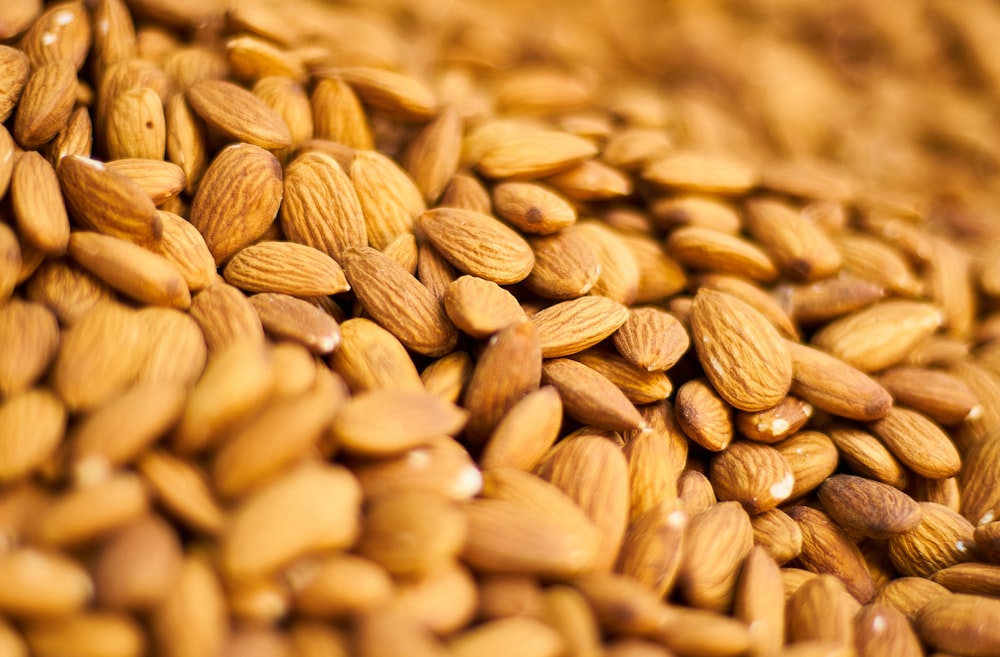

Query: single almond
[154,210,216,293]
[676,501,754,612]
[188,282,266,355]
[24,259,115,325]
[735,395,813,444]
[733,546,785,657]
[0,299,60,396]
[328,317,424,393]
[106,86,167,160]
[136,451,224,536]
[28,473,149,548]
[827,423,909,489]
[616,503,687,598]
[524,230,602,299]
[349,149,424,250]
[186,79,291,150]
[418,207,535,285]
[150,555,227,657]
[817,474,922,539]
[189,142,283,265]
[104,159,186,206]
[743,198,841,281]
[773,430,839,500]
[750,508,802,565]
[0,389,66,483]
[0,46,30,123]
[474,126,597,179]
[0,548,93,618]
[785,505,875,603]
[542,358,645,431]
[492,181,577,235]
[709,441,795,514]
[868,406,961,480]
[444,275,525,338]
[14,61,77,148]
[310,77,373,149]
[612,307,690,373]
[402,106,462,203]
[674,377,735,452]
[569,221,641,304]
[690,289,792,412]
[916,593,1000,657]
[786,340,892,421]
[330,388,467,455]
[223,240,349,297]
[11,151,70,254]
[481,386,562,472]
[874,576,950,621]
[531,295,630,358]
[643,152,756,194]
[667,226,779,283]
[785,574,857,647]
[887,502,976,577]
[248,293,341,354]
[876,365,981,425]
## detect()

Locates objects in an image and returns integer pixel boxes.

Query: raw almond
[743,198,841,281]
[613,307,690,373]
[248,293,341,354]
[676,501,754,612]
[492,181,577,235]
[223,241,349,297]
[444,275,525,338]
[816,474,922,539]
[786,505,875,603]
[188,282,266,355]
[11,151,70,254]
[106,86,167,160]
[186,79,292,150]
[531,295,630,358]
[0,389,66,482]
[402,106,462,203]
[524,230,601,300]
[887,502,976,577]
[667,226,779,283]
[0,548,93,618]
[735,395,813,444]
[349,149,424,250]
[916,593,1000,657]
[104,159,186,206]
[14,61,77,148]
[690,289,792,412]
[786,340,892,421]
[418,207,535,285]
[0,299,60,396]
[330,388,467,455]
[328,317,424,393]
[675,377,735,452]
[868,406,961,480]
[542,358,645,431]
[709,441,795,514]
[773,430,839,500]
[480,386,562,472]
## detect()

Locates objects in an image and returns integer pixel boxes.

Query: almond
[786,340,892,421]
[14,61,77,148]
[542,358,645,431]
[330,388,467,455]
[709,441,795,514]
[817,474,922,539]
[613,307,690,373]
[186,79,292,150]
[418,207,535,285]
[868,406,961,480]
[0,299,60,396]
[532,295,630,358]
[916,593,1000,657]
[328,317,424,393]
[524,230,602,299]
[785,505,875,603]
[223,240,349,297]
[676,501,754,612]
[11,151,70,254]
[887,502,976,577]
[675,377,735,452]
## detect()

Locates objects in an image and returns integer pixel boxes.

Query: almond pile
[2,1,1000,656]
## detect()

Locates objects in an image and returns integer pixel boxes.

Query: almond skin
[690,289,792,412]
[817,474,922,539]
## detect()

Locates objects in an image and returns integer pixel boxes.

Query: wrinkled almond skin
[709,441,795,514]
[690,289,792,412]
[817,474,922,539]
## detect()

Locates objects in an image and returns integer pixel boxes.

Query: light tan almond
[536,433,631,571]
[827,423,908,489]
[887,502,976,577]
[531,295,630,358]
[0,224,21,302]
[0,389,66,482]
[785,505,875,603]
[153,210,215,292]
[481,386,562,472]
[750,508,802,565]
[331,388,467,455]
[150,554,227,657]
[136,451,224,536]
[568,221,641,304]
[90,0,137,80]
[287,553,392,619]
[773,430,839,500]
[24,259,115,325]
[475,126,597,179]
[618,232,688,304]
[327,66,437,121]
[817,474,922,539]
[0,548,93,618]
[449,616,563,657]
[733,546,785,657]
[417,238,459,301]
[58,155,163,249]
[699,273,799,340]
[570,349,673,405]
[172,339,273,454]
[29,473,149,548]
[0,299,60,396]
[651,194,742,233]
[52,301,148,411]
[402,106,462,203]
[222,462,361,580]
[418,207,534,284]
[675,377,735,451]
[667,226,779,283]
[104,159,186,206]
[931,562,1000,596]
[189,142,283,264]
[14,61,77,148]
[677,469,718,518]
[341,245,457,357]
[524,230,601,299]
[11,151,69,254]
[603,127,673,170]
[868,406,961,480]
[329,317,423,393]
[281,151,366,260]
[613,307,690,373]
[390,562,479,638]
[811,300,946,372]
[106,86,166,160]
[188,282,266,355]
[420,350,472,404]
[676,501,754,612]
[743,198,841,281]
[349,149,424,250]
[690,289,792,412]
[444,275,525,338]
[492,181,576,235]
[538,585,602,657]
[616,502,687,598]
[19,1,89,69]
[961,431,1000,526]
[227,35,305,82]
[186,79,291,149]
[310,77,373,149]
[874,576,950,621]
[252,75,313,155]
[644,152,756,194]
[623,405,686,520]
[212,374,345,497]
[785,574,857,647]
[382,232,419,273]
[440,172,493,214]
[786,340,893,420]
[268,341,318,400]
[351,436,481,501]
[710,441,795,514]
[542,358,644,431]
[836,232,922,297]
[545,158,632,200]
[165,95,207,194]
[915,593,1000,657]
[71,383,186,471]
[223,241,349,296]
[68,231,191,309]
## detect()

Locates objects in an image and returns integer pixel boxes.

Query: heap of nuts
[2,0,1000,656]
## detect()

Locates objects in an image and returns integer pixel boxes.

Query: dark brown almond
[542,358,644,430]
[786,505,876,603]
[786,340,893,421]
[248,293,341,354]
[817,474,922,539]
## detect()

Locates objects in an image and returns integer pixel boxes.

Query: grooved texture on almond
[690,289,792,412]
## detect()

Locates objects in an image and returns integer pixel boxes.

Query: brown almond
[827,423,909,489]
[481,386,562,472]
[524,230,602,299]
[106,86,167,160]
[287,553,392,619]
[224,241,349,296]
[874,576,950,621]
[349,149,424,250]
[868,406,961,480]
[733,546,785,657]
[136,451,224,536]
[931,562,1000,596]
[330,388,467,455]
[164,95,207,195]
[787,276,884,326]
[690,289,792,412]
[736,395,813,444]
[341,245,457,357]
[616,502,687,598]
[620,232,688,305]
[222,462,361,580]
[104,159,186,206]
[667,226,780,283]
[545,158,632,200]
[961,431,1000,526]
[475,126,597,179]
[613,307,690,373]
[0,548,93,618]
[154,210,215,293]
[188,281,266,355]
[310,77,373,149]
[570,349,673,405]
[916,593,1000,657]
[532,295,630,358]
[25,259,115,325]
[709,441,795,514]
[492,181,576,235]
[624,405,686,518]
[227,35,305,82]
[0,224,21,302]
[0,46,30,122]
[569,221,641,305]
[542,358,644,431]
[444,275,525,338]
[150,555,227,657]
[248,293,341,354]
[0,389,66,482]
[676,501,754,612]
[14,61,77,148]
[786,505,876,603]
[402,106,462,203]
[58,155,163,249]
[785,574,857,647]
[750,508,803,565]
[876,365,981,425]
[281,151,366,260]
[358,491,466,576]
[0,299,60,396]
[68,231,191,309]
[675,377,735,452]
[29,473,149,548]
[329,317,423,393]
[817,474,922,539]
[418,207,535,285]
[186,79,291,150]
[887,502,976,577]
[699,273,799,340]
[651,194,742,233]
[420,350,472,404]
[189,142,283,265]
[644,152,756,194]
[743,198,841,281]
[773,430,839,500]
[93,514,183,611]
[449,616,563,657]
[786,340,892,421]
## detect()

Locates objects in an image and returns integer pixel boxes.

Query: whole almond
[542,358,645,431]
[28,473,149,548]
[93,514,183,611]
[330,388,467,455]
[0,548,93,617]
[532,295,630,358]
[675,377,735,452]
[524,230,602,299]
[58,155,163,249]
[827,423,909,489]
[569,221,641,304]
[223,241,349,297]
[420,350,472,404]
[444,275,525,338]
[151,555,227,657]
[248,293,341,354]
[667,226,779,283]
[817,474,922,539]
[480,386,562,472]
[874,576,951,621]
[104,159,186,206]
[733,546,785,657]
[328,317,424,393]
[106,86,167,160]
[786,340,892,420]
[190,143,283,264]
[690,289,792,412]
[310,77,373,149]
[616,503,687,598]
[877,365,981,425]
[613,307,690,372]
[418,207,535,285]
[786,505,876,603]
[709,441,795,514]
[14,61,77,148]
[868,406,961,480]
[736,395,813,444]
[11,151,70,254]
[0,389,66,482]
[785,574,857,647]
[750,508,803,564]
[0,299,60,396]
[916,593,1000,657]
[188,282,265,355]
[492,181,577,235]
[887,502,976,577]
[24,259,115,325]
[402,106,462,203]
[186,79,291,150]
[349,149,424,250]
[341,245,457,357]
[475,126,597,179]
[570,349,672,405]
[0,46,30,122]
[773,430,839,500]
[644,152,756,194]
[136,451,225,536]
[676,501,754,612]
[743,198,841,281]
